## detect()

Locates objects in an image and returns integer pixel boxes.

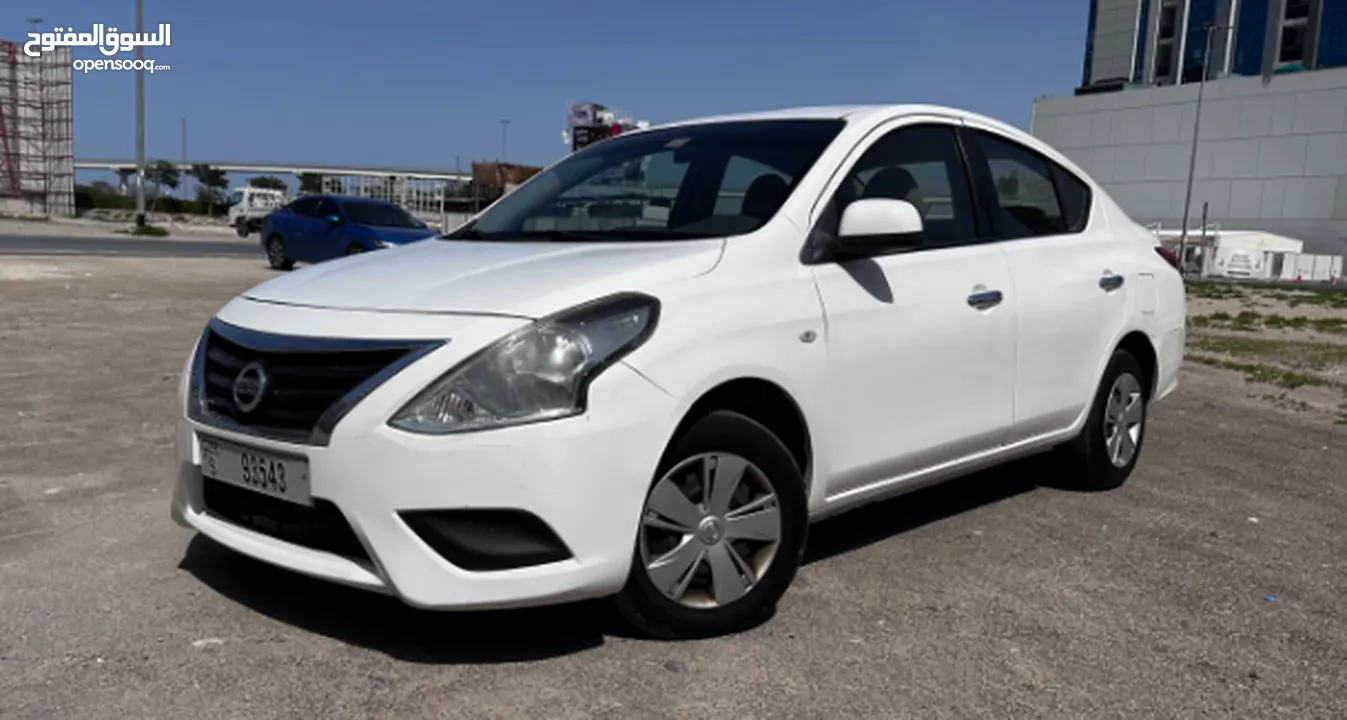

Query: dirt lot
[1,256,1345,719]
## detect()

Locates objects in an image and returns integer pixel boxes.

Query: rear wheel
[613,410,808,639]
[1055,349,1148,491]
[265,234,294,271]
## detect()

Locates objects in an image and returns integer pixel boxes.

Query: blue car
[259,194,440,270]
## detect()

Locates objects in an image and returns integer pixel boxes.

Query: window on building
[1153,0,1180,82]
[1155,44,1174,78]
[1181,0,1219,83]
[1278,0,1311,65]
[1280,22,1309,63]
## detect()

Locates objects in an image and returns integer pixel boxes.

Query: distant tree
[188,164,229,215]
[146,160,180,213]
[296,172,324,194]
[249,175,287,191]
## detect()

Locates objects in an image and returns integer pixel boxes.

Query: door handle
[1099,273,1125,291]
[967,289,1003,310]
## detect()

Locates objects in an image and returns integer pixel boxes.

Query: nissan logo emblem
[232,361,269,414]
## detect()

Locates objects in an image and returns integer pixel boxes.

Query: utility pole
[134,0,146,227]
[500,119,511,164]
[180,117,188,200]
[1178,21,1230,276]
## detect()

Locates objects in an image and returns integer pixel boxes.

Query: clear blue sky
[11,0,1089,172]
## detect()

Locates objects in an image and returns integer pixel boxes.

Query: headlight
[388,292,660,434]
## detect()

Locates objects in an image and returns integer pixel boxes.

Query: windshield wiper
[510,229,623,242]
[440,225,485,240]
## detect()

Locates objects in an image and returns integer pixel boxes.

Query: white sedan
[170,104,1186,639]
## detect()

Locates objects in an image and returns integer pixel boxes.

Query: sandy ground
[1184,282,1347,420]
[1,257,1345,719]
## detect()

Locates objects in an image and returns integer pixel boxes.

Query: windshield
[446,119,846,242]
[342,200,425,228]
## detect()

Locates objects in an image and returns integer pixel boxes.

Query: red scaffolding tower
[0,40,74,215]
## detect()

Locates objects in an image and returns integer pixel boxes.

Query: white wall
[1031,66,1347,255]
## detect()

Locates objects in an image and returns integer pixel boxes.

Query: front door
[809,121,1018,498]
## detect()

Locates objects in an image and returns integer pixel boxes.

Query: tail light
[1154,245,1181,271]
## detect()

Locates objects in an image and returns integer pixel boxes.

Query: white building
[1033,64,1347,258]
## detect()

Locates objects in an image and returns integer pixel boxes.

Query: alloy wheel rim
[1102,372,1144,468]
[267,238,283,264]
[638,452,783,609]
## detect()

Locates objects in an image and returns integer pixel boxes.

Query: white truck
[224,186,289,237]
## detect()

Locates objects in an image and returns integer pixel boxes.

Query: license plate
[198,435,311,506]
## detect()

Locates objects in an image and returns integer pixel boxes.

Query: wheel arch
[661,376,814,494]
[1114,329,1159,400]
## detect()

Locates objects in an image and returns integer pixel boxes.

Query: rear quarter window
[1050,164,1092,233]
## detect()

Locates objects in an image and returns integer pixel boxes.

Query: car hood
[241,237,725,317]
[368,225,439,244]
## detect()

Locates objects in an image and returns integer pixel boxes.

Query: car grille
[201,478,371,563]
[193,320,440,444]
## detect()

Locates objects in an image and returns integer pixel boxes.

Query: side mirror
[324,214,342,224]
[833,199,924,258]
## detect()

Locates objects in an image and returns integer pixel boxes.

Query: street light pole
[1178,21,1230,276]
[500,119,511,164]
[134,0,146,227]
[180,117,188,200]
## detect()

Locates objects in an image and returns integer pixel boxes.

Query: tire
[612,409,808,639]
[265,234,294,271]
[235,219,249,238]
[1054,348,1149,491]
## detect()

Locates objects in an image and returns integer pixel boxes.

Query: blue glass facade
[1083,0,1099,85]
[1232,0,1270,75]
[1181,0,1220,82]
[1319,0,1347,68]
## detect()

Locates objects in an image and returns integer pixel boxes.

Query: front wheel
[265,234,294,271]
[1054,348,1149,491]
[234,219,250,238]
[612,410,808,639]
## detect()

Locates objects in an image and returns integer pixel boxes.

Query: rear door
[959,121,1130,444]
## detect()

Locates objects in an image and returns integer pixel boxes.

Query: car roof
[299,194,397,205]
[643,104,1032,144]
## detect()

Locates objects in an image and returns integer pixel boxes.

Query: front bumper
[171,302,677,611]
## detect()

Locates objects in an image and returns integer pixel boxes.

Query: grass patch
[1188,335,1347,370]
[1187,353,1333,390]
[1191,309,1347,336]
[1186,281,1246,300]
[129,224,170,237]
